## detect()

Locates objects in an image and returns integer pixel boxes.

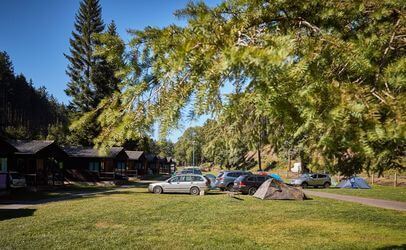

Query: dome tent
[336,177,371,189]
[253,178,307,200]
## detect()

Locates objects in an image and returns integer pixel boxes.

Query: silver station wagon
[148,174,210,195]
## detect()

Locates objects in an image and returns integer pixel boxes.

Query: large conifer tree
[65,0,105,113]
[65,1,121,145]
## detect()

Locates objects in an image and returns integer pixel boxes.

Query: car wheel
[323,182,331,188]
[227,183,234,191]
[190,186,200,195]
[248,187,257,195]
[301,182,308,189]
[153,186,163,194]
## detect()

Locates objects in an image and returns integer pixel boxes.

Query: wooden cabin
[125,151,147,177]
[7,140,67,186]
[157,156,168,174]
[145,154,159,175]
[0,138,18,189]
[63,146,128,180]
[166,157,176,174]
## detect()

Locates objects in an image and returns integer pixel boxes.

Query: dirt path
[304,190,406,211]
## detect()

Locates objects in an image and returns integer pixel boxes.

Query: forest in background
[0,51,68,141]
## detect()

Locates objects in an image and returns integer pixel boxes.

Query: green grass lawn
[317,185,406,202]
[1,187,405,249]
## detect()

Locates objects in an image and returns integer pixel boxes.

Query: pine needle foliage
[86,0,405,175]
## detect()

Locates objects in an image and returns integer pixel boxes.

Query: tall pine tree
[65,1,119,146]
[65,0,105,113]
[92,20,120,103]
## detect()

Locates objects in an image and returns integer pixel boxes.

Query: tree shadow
[376,244,406,250]
[0,208,36,221]
[0,190,134,206]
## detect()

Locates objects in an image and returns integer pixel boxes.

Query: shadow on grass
[0,208,36,221]
[0,190,134,206]
[376,244,406,250]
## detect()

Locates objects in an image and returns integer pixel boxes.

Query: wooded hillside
[0,51,68,139]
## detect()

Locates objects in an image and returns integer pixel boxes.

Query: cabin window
[88,161,100,172]
[0,158,7,172]
[116,162,126,170]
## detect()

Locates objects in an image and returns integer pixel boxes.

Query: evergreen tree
[64,0,105,113]
[92,20,120,103]
[0,51,68,139]
[92,0,405,176]
[65,1,121,146]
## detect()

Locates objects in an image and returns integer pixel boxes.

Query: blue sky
[0,0,222,142]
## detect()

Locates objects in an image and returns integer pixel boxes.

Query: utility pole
[192,140,195,167]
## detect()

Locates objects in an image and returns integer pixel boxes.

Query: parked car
[290,173,331,188]
[8,172,27,188]
[215,170,252,191]
[148,174,209,195]
[234,174,271,195]
[173,167,202,176]
[204,174,217,189]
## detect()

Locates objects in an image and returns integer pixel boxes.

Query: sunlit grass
[317,185,406,202]
[0,187,405,249]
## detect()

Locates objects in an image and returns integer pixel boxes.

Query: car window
[192,176,204,182]
[170,176,180,182]
[247,176,256,182]
[257,176,266,182]
[235,176,245,182]
[179,176,192,182]
[10,173,23,179]
[217,172,224,178]
[318,174,326,178]
[311,174,318,178]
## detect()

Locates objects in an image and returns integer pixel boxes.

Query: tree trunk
[257,146,262,171]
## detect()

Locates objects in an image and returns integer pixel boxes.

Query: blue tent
[269,173,284,182]
[336,177,371,189]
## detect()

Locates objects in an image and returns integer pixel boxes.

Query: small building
[125,151,147,177]
[157,156,168,174]
[0,138,18,189]
[7,140,67,186]
[145,153,159,175]
[166,157,176,173]
[63,146,128,180]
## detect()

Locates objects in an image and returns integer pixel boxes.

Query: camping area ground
[1,185,405,249]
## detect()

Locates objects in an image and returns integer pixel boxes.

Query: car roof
[175,174,204,177]
[221,170,249,173]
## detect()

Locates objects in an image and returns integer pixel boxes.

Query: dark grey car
[214,170,251,191]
